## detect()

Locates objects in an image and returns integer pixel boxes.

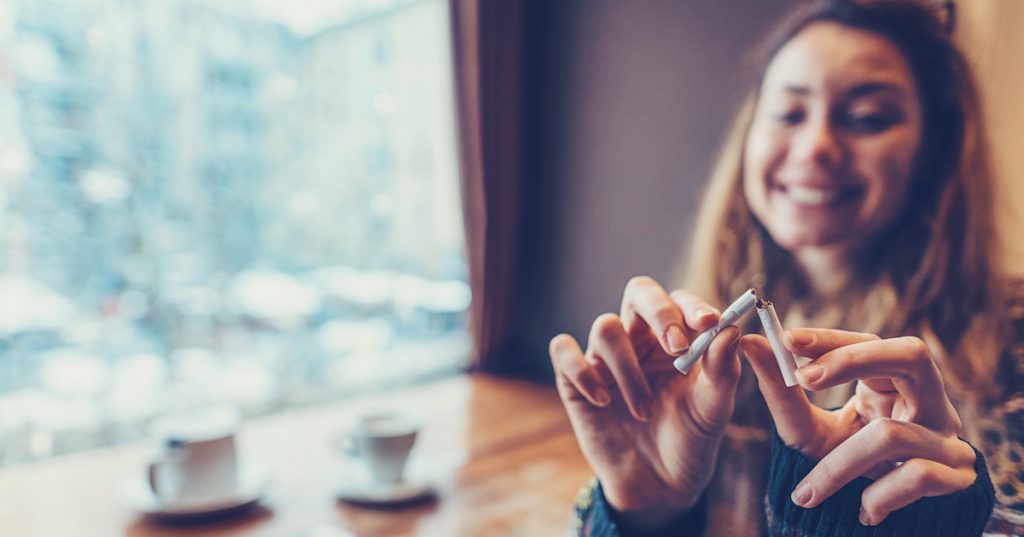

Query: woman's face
[743,22,923,254]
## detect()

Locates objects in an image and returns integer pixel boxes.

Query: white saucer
[123,460,272,519]
[333,454,455,506]
[335,478,437,505]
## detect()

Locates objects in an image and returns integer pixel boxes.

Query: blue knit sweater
[573,430,996,536]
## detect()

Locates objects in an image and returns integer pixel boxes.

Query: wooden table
[0,374,593,537]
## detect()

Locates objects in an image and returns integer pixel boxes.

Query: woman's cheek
[858,145,917,228]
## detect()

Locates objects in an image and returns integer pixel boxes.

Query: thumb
[700,326,742,387]
[691,326,741,426]
[740,335,816,446]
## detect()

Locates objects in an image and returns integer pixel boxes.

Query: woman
[550,1,1023,535]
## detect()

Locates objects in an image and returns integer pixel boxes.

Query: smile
[777,184,862,208]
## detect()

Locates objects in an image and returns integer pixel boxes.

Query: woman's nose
[793,117,845,171]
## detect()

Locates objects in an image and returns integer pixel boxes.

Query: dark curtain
[448,0,523,371]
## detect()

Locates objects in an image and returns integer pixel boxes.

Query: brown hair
[684,0,1006,400]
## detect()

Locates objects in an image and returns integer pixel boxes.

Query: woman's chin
[768,226,857,253]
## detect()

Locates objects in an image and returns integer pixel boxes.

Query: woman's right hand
[549,276,743,528]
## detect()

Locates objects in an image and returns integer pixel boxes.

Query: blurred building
[294,0,463,277]
[0,0,468,465]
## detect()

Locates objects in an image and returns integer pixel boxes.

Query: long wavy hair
[684,0,1006,404]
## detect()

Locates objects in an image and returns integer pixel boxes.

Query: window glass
[0,0,468,465]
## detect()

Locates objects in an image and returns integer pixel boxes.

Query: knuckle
[842,345,867,365]
[953,439,975,466]
[869,419,911,451]
[677,290,716,317]
[793,328,817,347]
[625,275,657,294]
[549,333,574,352]
[668,288,695,304]
[591,313,624,343]
[950,413,964,435]
[548,334,575,364]
[837,345,873,371]
[653,306,681,329]
[859,499,880,519]
[901,459,936,490]
[954,468,977,489]
[901,337,940,381]
[904,337,934,364]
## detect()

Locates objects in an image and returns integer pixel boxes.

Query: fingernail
[797,364,823,385]
[787,330,812,347]
[635,398,654,421]
[859,507,873,526]
[791,481,812,507]
[666,325,688,354]
[593,387,611,406]
[695,308,718,323]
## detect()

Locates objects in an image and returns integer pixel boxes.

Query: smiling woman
[551,1,1024,536]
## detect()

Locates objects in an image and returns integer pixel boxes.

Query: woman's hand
[549,277,742,528]
[741,328,978,526]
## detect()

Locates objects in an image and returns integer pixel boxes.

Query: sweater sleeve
[571,478,708,537]
[764,429,995,537]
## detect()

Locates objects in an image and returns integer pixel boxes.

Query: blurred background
[0,0,1020,468]
[0,0,469,465]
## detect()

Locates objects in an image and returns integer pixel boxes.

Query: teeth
[785,185,842,205]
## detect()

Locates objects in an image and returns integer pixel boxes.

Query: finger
[791,419,976,509]
[740,335,817,447]
[854,381,897,422]
[858,457,977,526]
[691,326,742,428]
[793,337,957,430]
[549,334,612,407]
[620,276,689,355]
[785,328,880,358]
[786,328,895,394]
[669,289,720,332]
[588,313,654,421]
[700,326,742,387]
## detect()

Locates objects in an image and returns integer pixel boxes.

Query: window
[0,0,468,465]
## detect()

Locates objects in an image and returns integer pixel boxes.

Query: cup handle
[330,430,358,458]
[147,459,162,495]
[147,442,185,496]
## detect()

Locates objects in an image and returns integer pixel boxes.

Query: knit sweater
[572,430,996,536]
[572,280,1024,536]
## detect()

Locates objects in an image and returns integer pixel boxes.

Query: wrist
[599,482,707,535]
[613,504,697,533]
[602,482,701,528]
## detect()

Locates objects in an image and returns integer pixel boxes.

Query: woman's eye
[844,111,901,133]
[774,110,804,125]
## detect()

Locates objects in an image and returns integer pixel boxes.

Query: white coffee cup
[337,412,419,485]
[147,406,240,502]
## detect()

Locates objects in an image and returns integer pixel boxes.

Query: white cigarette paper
[756,300,799,387]
[673,288,759,374]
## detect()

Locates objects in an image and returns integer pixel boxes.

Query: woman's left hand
[741,328,978,526]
